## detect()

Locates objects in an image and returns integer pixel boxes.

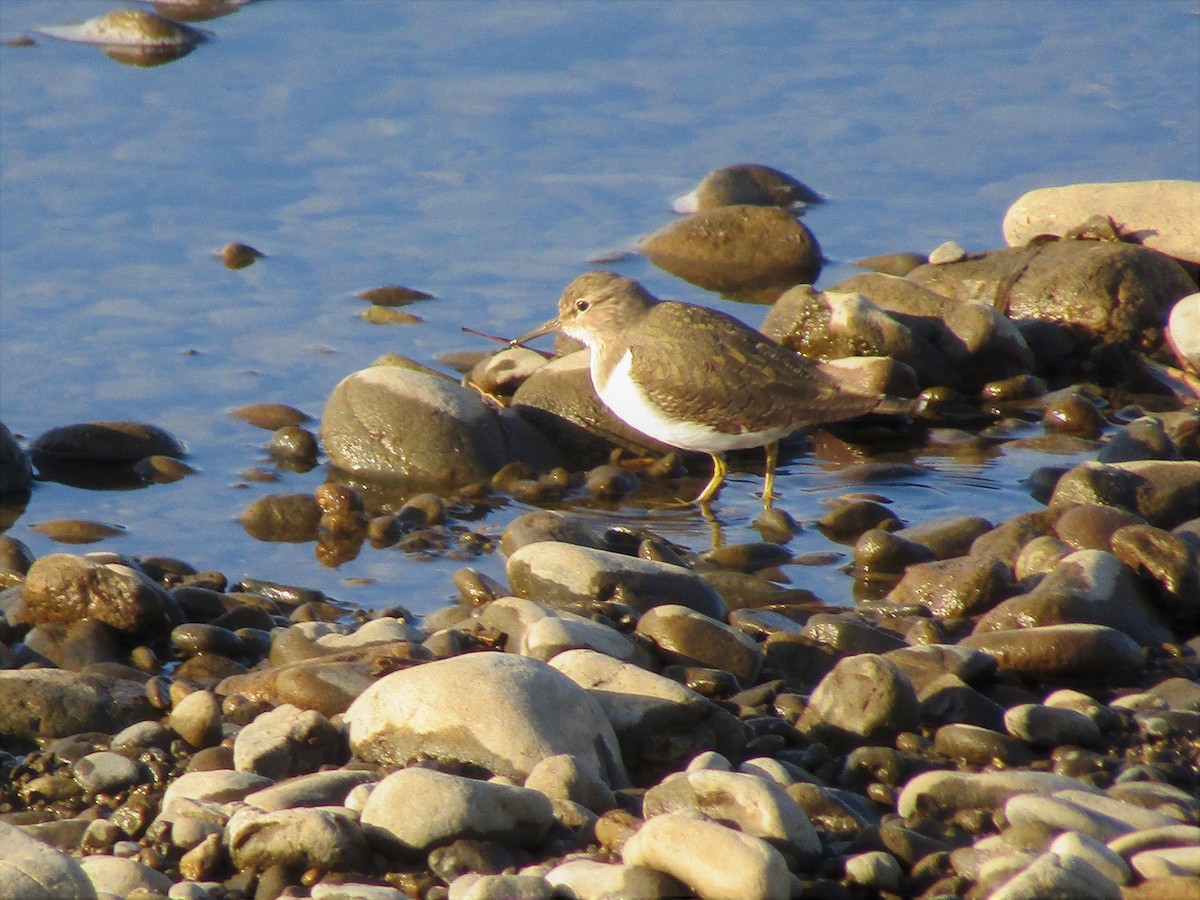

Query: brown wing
[629,303,882,434]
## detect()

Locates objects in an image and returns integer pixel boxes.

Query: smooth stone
[232,702,342,779]
[72,751,141,795]
[0,670,154,741]
[622,812,791,900]
[29,420,184,463]
[1006,790,1180,843]
[800,612,906,656]
[344,652,627,788]
[360,768,554,853]
[1109,826,1200,857]
[1110,524,1200,621]
[853,529,936,574]
[959,624,1145,681]
[160,770,274,819]
[311,884,407,900]
[467,346,548,397]
[643,770,820,864]
[225,806,368,872]
[243,769,378,812]
[168,689,223,750]
[506,541,726,619]
[972,549,1174,648]
[1098,416,1181,464]
[796,654,919,750]
[544,858,686,900]
[22,553,182,638]
[78,856,173,897]
[1129,847,1200,879]
[1054,504,1146,550]
[172,623,245,659]
[549,649,745,786]
[1013,534,1070,581]
[1002,180,1200,266]
[919,673,1006,732]
[896,771,1103,819]
[1004,704,1104,749]
[635,604,763,683]
[21,620,120,671]
[315,617,424,649]
[1049,831,1130,885]
[933,724,1034,768]
[1118,876,1200,900]
[884,554,1014,618]
[518,610,644,665]
[843,850,903,891]
[321,365,560,483]
[524,753,616,814]
[638,204,821,302]
[497,510,606,557]
[238,493,322,542]
[0,820,97,899]
[988,850,1121,900]
[1050,460,1200,529]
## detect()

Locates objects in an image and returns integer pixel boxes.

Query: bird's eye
[575,299,590,313]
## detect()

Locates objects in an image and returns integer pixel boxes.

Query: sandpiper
[517,271,890,507]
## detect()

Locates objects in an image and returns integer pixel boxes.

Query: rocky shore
[1,174,1198,900]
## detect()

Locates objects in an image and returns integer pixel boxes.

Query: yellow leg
[762,441,779,508]
[694,453,727,504]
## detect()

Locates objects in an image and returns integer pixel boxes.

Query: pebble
[621,811,792,900]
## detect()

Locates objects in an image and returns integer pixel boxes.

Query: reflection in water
[33,7,210,67]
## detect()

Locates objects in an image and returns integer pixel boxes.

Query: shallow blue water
[2,0,1198,612]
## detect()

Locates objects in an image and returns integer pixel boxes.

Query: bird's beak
[511,315,562,348]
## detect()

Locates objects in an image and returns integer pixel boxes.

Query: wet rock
[884,643,996,693]
[267,425,319,464]
[1041,391,1105,438]
[918,674,1006,732]
[1002,180,1200,267]
[361,768,554,854]
[853,251,928,276]
[972,549,1174,647]
[321,365,561,484]
[506,541,726,619]
[816,497,900,539]
[168,688,223,749]
[1050,460,1200,529]
[550,649,746,786]
[22,619,121,670]
[643,770,820,864]
[0,421,32,500]
[226,806,368,872]
[230,402,311,430]
[29,420,185,464]
[0,669,154,740]
[510,351,673,459]
[21,552,182,638]
[853,528,936,574]
[345,651,627,788]
[1110,524,1200,622]
[1004,704,1104,749]
[1053,504,1145,550]
[1098,416,1182,463]
[908,241,1195,375]
[622,811,791,900]
[638,205,822,301]
[801,612,906,656]
[933,724,1034,768]
[796,654,919,750]
[672,163,823,213]
[636,604,762,683]
[894,515,993,560]
[884,554,1014,619]
[232,703,344,779]
[239,493,322,542]
[960,623,1145,681]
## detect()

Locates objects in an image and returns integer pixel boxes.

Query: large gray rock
[321,365,561,484]
[226,806,368,872]
[0,821,97,900]
[344,652,628,790]
[1003,180,1200,266]
[360,768,554,853]
[797,654,919,750]
[0,669,154,741]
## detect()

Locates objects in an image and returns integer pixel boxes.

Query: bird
[516,270,892,507]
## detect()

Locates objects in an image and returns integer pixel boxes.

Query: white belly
[595,350,792,453]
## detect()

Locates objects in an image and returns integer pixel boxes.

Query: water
[2,0,1198,613]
